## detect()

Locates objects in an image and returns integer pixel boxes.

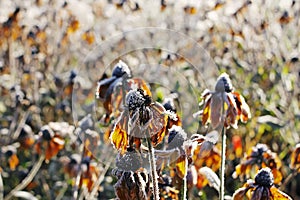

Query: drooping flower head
[35,125,65,162]
[199,72,251,129]
[233,143,283,185]
[233,168,292,200]
[110,88,168,154]
[96,60,150,124]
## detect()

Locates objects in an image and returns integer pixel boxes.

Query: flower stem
[147,137,160,200]
[181,156,188,200]
[0,171,3,200]
[219,126,226,200]
[4,154,45,200]
[279,167,299,191]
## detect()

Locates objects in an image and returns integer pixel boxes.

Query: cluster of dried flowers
[95,60,296,199]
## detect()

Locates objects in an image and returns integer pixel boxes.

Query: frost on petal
[232,182,253,200]
[149,102,168,146]
[199,167,220,192]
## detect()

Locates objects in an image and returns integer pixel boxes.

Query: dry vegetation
[0,0,299,199]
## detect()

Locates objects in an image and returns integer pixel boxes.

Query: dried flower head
[163,97,182,133]
[35,125,65,162]
[79,156,100,192]
[113,168,150,200]
[110,88,168,154]
[1,145,19,171]
[233,168,292,200]
[167,125,187,151]
[233,143,283,184]
[96,60,151,124]
[96,60,132,123]
[61,154,100,192]
[198,72,251,129]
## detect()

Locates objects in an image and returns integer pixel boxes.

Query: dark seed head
[126,89,146,112]
[163,98,176,112]
[167,125,187,150]
[112,60,131,78]
[116,150,143,172]
[41,126,54,141]
[254,168,274,187]
[215,73,233,93]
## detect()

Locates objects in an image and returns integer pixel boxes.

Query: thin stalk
[0,171,3,200]
[87,157,113,199]
[219,126,226,200]
[4,154,45,200]
[181,155,188,200]
[279,167,299,191]
[146,137,160,200]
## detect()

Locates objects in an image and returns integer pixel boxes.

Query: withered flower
[96,60,151,124]
[61,154,100,192]
[110,89,168,154]
[233,143,282,185]
[163,96,182,133]
[35,125,65,162]
[113,168,150,200]
[79,156,100,192]
[290,143,300,172]
[197,73,251,129]
[1,145,19,171]
[233,168,292,200]
[18,124,35,149]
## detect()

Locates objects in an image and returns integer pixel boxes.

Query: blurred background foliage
[0,0,299,199]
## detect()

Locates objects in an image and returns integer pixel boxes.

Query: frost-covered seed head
[215,73,233,93]
[112,60,131,78]
[126,90,146,111]
[254,168,274,187]
[167,125,187,150]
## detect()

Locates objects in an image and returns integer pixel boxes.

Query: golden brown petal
[202,97,211,126]
[111,123,128,154]
[270,186,293,200]
[232,186,251,200]
[175,155,187,179]
[149,102,168,146]
[233,91,251,123]
[8,154,19,171]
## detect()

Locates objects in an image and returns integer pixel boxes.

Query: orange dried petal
[149,102,168,146]
[8,154,19,170]
[196,173,208,189]
[67,19,80,34]
[272,168,283,185]
[110,123,128,154]
[82,31,95,45]
[270,186,292,200]
[175,155,187,179]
